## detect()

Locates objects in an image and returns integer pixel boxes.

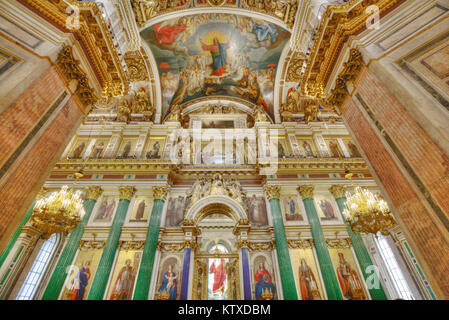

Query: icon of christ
[200,37,230,76]
[209,258,226,294]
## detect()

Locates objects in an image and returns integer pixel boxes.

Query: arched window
[208,243,229,254]
[16,234,60,300]
[375,235,415,300]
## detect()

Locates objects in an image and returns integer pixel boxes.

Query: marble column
[238,239,252,300]
[133,186,167,300]
[180,239,195,300]
[0,187,47,268]
[87,186,136,300]
[297,185,343,300]
[329,185,387,300]
[42,186,103,300]
[265,185,298,300]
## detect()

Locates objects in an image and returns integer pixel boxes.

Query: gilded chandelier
[31,184,86,239]
[342,174,395,236]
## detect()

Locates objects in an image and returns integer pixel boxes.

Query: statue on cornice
[117,99,131,123]
[280,88,300,121]
[254,104,270,122]
[304,102,318,124]
[132,87,151,113]
[165,104,182,122]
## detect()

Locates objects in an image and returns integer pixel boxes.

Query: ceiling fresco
[141,13,291,120]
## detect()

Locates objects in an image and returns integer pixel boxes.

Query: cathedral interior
[0,0,448,301]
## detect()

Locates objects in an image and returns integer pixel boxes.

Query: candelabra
[31,172,86,239]
[342,173,395,236]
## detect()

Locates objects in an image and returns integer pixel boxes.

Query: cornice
[17,0,129,97]
[301,0,407,98]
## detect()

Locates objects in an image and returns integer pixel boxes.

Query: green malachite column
[265,185,298,300]
[42,186,103,300]
[298,185,343,300]
[133,186,167,300]
[329,185,387,300]
[87,186,136,300]
[0,188,47,268]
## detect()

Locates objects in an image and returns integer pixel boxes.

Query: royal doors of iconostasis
[192,213,241,300]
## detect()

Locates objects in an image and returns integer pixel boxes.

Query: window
[376,235,415,300]
[16,234,59,300]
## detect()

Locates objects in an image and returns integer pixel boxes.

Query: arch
[141,8,290,32]
[184,195,248,225]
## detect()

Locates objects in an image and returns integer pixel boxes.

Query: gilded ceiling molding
[17,0,129,97]
[300,0,406,98]
[326,48,364,112]
[124,50,150,82]
[56,46,97,107]
[131,0,298,29]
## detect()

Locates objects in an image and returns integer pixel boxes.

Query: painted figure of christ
[200,37,230,76]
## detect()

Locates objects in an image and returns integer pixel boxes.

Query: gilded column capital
[297,185,315,199]
[183,239,197,250]
[329,185,347,199]
[119,186,137,200]
[237,239,250,249]
[265,185,281,200]
[152,186,168,200]
[36,187,48,200]
[84,186,104,201]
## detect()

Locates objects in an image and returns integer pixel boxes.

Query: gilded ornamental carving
[119,186,137,200]
[152,186,168,200]
[265,185,281,200]
[84,186,104,201]
[288,239,314,249]
[329,185,347,199]
[326,238,352,249]
[297,185,314,199]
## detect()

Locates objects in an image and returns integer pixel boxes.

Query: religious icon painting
[202,119,235,129]
[141,13,290,120]
[67,140,88,159]
[290,248,325,300]
[251,254,277,300]
[314,194,339,222]
[145,139,165,159]
[155,254,182,300]
[116,139,137,159]
[329,248,368,300]
[347,141,362,158]
[165,194,190,227]
[243,194,269,227]
[93,196,119,223]
[106,250,142,300]
[282,195,304,222]
[328,140,342,158]
[277,139,288,158]
[60,248,102,300]
[90,139,108,159]
[128,196,152,222]
[299,139,316,158]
